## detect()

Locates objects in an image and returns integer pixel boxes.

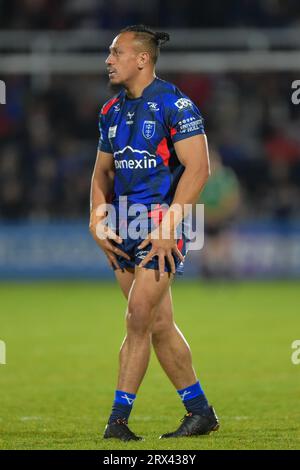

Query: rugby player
[89,25,219,441]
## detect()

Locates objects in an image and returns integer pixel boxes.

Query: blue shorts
[110,213,188,275]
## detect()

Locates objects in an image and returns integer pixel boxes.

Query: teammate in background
[89,25,219,441]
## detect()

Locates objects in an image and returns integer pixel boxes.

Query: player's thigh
[151,287,174,339]
[114,267,135,300]
[153,287,173,322]
[129,267,173,314]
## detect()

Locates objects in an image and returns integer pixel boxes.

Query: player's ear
[137,52,150,69]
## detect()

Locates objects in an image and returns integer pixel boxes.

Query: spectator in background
[261,160,300,222]
[0,145,24,218]
[2,0,300,29]
[1,72,299,221]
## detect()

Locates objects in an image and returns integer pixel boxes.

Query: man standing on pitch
[90,25,219,441]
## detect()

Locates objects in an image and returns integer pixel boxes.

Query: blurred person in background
[200,148,241,278]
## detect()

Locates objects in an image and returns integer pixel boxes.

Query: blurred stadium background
[0,0,300,450]
[0,0,300,279]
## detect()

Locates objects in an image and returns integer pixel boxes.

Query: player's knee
[126,299,153,336]
[151,316,173,339]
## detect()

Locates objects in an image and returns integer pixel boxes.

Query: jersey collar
[121,77,159,102]
[141,77,159,99]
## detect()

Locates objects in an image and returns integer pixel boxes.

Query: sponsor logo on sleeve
[108,125,117,138]
[174,98,193,110]
[177,117,203,133]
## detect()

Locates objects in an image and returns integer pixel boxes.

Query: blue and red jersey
[98,77,205,210]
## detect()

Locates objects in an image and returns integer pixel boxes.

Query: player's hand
[137,227,184,277]
[89,208,130,270]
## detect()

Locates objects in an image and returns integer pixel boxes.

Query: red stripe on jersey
[170,127,177,137]
[148,204,168,227]
[156,137,171,166]
[177,238,184,252]
[101,97,119,115]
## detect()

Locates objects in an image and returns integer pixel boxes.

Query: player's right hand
[89,209,130,270]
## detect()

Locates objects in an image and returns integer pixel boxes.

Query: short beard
[107,81,123,94]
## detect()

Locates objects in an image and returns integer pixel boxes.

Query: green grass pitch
[0,280,299,450]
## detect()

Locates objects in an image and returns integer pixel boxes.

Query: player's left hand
[137,227,184,276]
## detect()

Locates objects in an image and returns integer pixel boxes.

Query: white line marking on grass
[20,416,43,421]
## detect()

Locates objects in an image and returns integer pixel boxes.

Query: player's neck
[125,73,156,99]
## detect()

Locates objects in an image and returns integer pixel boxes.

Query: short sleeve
[167,95,205,144]
[98,111,113,153]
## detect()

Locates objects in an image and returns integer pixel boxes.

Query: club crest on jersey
[142,120,156,139]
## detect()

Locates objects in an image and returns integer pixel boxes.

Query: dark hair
[120,24,170,64]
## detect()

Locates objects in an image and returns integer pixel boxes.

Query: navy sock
[108,390,136,424]
[177,381,210,415]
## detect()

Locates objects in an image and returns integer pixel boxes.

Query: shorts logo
[136,250,149,259]
[142,120,156,139]
[174,98,193,110]
[108,125,117,138]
